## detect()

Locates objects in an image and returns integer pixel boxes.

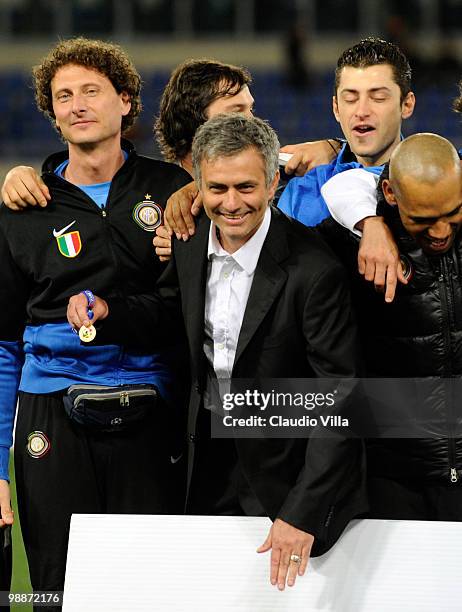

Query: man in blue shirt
[278,37,415,228]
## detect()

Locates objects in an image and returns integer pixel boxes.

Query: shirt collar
[336,142,356,166]
[207,206,271,275]
[336,134,405,168]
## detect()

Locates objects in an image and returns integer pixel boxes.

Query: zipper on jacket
[438,257,459,483]
[98,202,124,307]
[438,257,453,373]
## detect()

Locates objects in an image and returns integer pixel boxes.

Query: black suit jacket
[103,206,367,555]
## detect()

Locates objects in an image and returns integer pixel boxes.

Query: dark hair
[154,59,252,162]
[334,37,412,101]
[33,37,142,134]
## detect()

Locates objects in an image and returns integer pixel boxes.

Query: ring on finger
[290,554,302,564]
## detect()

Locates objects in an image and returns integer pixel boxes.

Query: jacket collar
[234,206,289,366]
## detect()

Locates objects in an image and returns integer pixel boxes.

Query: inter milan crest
[53,220,82,258]
[132,194,163,232]
[27,431,51,459]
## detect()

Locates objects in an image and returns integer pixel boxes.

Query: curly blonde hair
[33,37,142,134]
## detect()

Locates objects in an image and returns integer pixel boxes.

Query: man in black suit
[68,114,366,590]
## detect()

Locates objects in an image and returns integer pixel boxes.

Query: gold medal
[79,324,96,343]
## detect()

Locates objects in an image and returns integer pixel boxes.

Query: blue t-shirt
[54,158,120,208]
[278,143,384,227]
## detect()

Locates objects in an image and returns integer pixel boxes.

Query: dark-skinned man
[320,133,462,518]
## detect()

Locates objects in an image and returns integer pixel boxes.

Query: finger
[11,175,50,207]
[18,188,41,206]
[5,166,49,204]
[172,196,194,240]
[277,550,290,590]
[153,234,172,249]
[66,301,79,329]
[397,261,408,285]
[163,217,172,233]
[363,259,376,282]
[293,161,309,177]
[384,264,398,303]
[1,197,21,211]
[153,231,172,259]
[153,237,172,251]
[155,225,172,240]
[179,199,196,237]
[155,247,172,260]
[2,186,27,210]
[27,178,50,207]
[287,553,301,587]
[170,200,189,238]
[357,252,366,276]
[76,301,91,327]
[270,547,280,586]
[191,193,203,218]
[67,303,85,330]
[298,541,312,576]
[284,152,302,176]
[38,178,51,204]
[164,199,183,239]
[67,296,89,329]
[256,532,272,553]
[0,506,14,527]
[280,145,296,153]
[0,483,13,527]
[373,262,386,293]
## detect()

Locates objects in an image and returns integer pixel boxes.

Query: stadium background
[2,0,462,608]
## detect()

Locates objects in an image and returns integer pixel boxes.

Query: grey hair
[192,114,280,187]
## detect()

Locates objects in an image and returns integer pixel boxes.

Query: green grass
[9,451,32,612]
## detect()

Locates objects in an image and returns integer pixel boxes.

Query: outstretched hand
[358,216,407,303]
[257,518,314,590]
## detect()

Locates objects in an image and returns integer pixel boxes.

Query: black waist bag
[63,384,157,431]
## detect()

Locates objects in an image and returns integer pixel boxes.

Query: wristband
[81,290,96,308]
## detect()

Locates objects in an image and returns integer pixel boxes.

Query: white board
[63,515,462,612]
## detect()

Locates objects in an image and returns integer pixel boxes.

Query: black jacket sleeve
[97,250,184,350]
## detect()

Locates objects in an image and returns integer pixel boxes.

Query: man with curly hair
[0,37,191,602]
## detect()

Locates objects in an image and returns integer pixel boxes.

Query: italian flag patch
[56,231,82,258]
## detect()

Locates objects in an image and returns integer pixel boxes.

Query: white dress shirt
[203,206,271,379]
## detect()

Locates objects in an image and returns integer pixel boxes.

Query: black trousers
[187,407,264,517]
[14,391,185,610]
[368,475,462,520]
